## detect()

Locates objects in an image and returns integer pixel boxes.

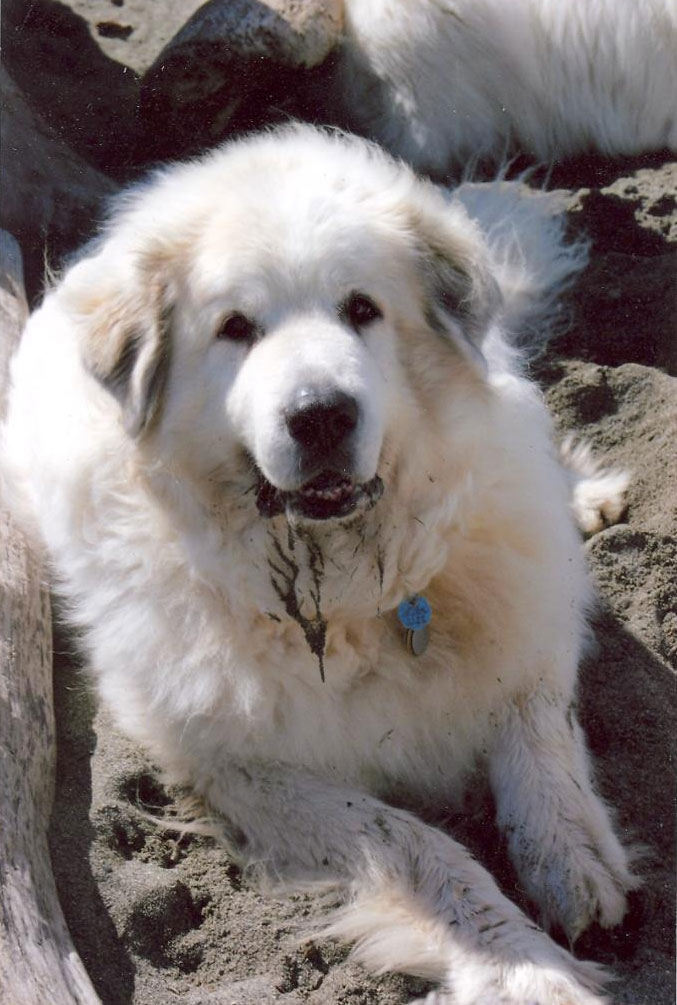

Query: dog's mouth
[256,469,384,521]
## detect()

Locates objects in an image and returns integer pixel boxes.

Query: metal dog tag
[406,624,430,656]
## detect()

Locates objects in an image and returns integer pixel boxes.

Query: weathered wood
[0,231,99,1003]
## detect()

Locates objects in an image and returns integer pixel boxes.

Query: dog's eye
[342,293,383,331]
[216,313,258,343]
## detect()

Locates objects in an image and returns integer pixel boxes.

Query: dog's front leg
[200,761,608,1004]
[489,688,639,943]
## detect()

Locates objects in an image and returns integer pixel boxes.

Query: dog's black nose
[285,390,359,456]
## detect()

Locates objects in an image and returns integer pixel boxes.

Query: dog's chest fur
[76,463,492,795]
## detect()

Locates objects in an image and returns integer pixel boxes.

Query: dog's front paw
[520,836,639,943]
[494,701,641,944]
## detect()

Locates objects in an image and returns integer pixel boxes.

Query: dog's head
[61,127,501,526]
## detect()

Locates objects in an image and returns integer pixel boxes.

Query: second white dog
[338,0,677,174]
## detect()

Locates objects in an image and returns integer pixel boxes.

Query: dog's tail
[559,436,630,536]
[452,180,588,351]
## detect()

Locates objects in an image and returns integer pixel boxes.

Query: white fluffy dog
[338,0,677,173]
[2,126,637,1004]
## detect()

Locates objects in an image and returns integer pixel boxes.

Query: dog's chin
[255,469,384,523]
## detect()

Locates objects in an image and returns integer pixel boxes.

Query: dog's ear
[411,194,502,371]
[63,253,172,438]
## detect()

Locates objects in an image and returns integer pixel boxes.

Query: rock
[165,0,342,69]
[2,0,139,179]
[138,0,342,164]
[63,0,233,76]
[0,68,117,303]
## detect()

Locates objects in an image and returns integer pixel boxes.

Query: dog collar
[397,595,432,656]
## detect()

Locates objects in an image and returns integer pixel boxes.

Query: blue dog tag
[397,595,432,630]
[397,596,432,656]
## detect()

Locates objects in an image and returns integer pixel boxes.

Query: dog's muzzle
[253,388,383,520]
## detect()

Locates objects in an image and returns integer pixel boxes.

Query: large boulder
[137,0,342,164]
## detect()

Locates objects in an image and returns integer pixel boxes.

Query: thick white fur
[339,0,677,173]
[2,127,637,1004]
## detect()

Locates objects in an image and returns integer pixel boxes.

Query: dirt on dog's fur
[43,158,676,1005]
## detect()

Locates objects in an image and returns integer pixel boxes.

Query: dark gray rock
[138,0,342,165]
[0,68,117,302]
[2,0,139,179]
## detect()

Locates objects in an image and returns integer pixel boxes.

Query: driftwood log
[0,231,99,1003]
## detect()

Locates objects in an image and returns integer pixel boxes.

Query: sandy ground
[4,3,675,1002]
